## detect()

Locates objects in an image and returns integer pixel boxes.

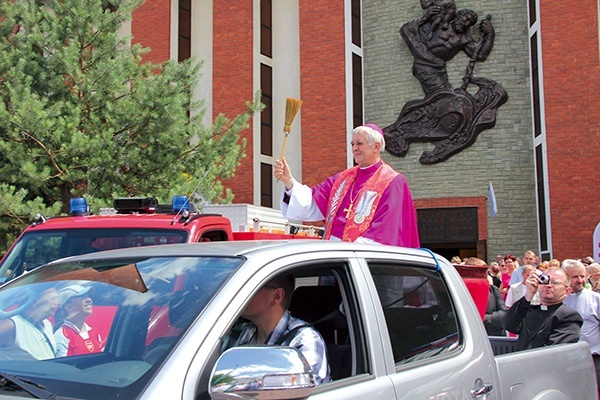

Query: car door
[188,250,399,400]
[295,253,398,400]
[358,251,500,400]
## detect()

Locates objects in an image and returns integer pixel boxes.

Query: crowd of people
[484,252,599,301]
[457,251,600,396]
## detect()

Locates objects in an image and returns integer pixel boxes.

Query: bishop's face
[351,130,381,167]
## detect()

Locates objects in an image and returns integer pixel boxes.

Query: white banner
[488,181,497,217]
[594,222,600,263]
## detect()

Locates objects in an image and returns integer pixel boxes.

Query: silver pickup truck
[0,241,595,399]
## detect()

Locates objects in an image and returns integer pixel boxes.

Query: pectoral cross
[344,203,353,219]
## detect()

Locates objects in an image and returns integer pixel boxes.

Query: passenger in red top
[54,285,104,357]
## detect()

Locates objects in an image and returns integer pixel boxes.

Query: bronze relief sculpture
[384,2,508,164]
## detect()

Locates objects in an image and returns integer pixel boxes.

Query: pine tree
[0,0,263,250]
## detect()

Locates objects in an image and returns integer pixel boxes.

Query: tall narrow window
[529,2,549,257]
[350,1,363,132]
[352,53,363,129]
[351,0,361,47]
[260,163,273,208]
[260,0,272,57]
[528,0,537,27]
[178,0,191,62]
[530,34,541,138]
[535,145,548,252]
[260,0,273,206]
[260,64,273,157]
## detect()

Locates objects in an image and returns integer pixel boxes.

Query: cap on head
[357,123,386,151]
[364,123,384,137]
[59,284,94,306]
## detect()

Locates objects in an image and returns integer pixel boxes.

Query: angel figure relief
[384,2,508,164]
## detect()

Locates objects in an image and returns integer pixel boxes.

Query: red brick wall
[415,197,488,240]
[214,1,255,204]
[130,1,349,203]
[299,1,348,186]
[132,0,171,64]
[540,0,600,259]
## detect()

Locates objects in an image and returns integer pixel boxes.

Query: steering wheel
[0,287,36,319]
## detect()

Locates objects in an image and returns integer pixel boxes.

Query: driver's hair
[267,275,295,310]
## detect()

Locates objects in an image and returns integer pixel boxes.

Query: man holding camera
[502,267,582,351]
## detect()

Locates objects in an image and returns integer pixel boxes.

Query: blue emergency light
[70,198,89,216]
[172,195,190,213]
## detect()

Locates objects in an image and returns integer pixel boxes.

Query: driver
[0,288,59,360]
[222,275,331,384]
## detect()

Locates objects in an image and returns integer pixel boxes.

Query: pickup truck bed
[490,335,519,355]
[492,338,594,399]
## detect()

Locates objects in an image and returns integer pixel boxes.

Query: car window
[367,262,460,366]
[0,229,189,282]
[0,255,241,400]
[206,261,368,400]
[0,233,64,280]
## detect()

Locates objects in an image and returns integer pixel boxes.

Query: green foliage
[0,0,263,252]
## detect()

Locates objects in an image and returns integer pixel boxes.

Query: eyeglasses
[543,281,567,287]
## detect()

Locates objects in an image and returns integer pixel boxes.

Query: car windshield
[0,255,242,399]
[0,229,189,282]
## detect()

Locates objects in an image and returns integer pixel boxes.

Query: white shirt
[0,315,56,360]
[509,266,524,285]
[563,289,600,355]
[506,282,540,307]
[280,178,324,221]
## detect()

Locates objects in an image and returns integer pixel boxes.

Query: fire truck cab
[0,196,317,283]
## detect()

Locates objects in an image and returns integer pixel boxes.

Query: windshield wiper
[0,371,59,399]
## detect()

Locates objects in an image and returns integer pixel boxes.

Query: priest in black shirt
[502,267,582,350]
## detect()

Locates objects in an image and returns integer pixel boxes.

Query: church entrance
[417,207,486,263]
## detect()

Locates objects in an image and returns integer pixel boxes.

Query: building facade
[129,0,599,262]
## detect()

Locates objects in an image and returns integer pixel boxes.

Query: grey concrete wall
[362,0,538,261]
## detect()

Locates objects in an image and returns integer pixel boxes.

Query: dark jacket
[484,285,507,336]
[502,296,583,350]
[489,273,502,288]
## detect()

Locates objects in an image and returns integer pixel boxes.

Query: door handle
[471,378,493,398]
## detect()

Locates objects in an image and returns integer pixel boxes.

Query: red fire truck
[0,196,320,283]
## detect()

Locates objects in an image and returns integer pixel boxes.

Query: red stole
[324,163,398,242]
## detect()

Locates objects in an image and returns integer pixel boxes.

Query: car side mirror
[209,346,315,400]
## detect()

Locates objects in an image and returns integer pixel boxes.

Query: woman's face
[503,259,515,272]
[588,268,600,281]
